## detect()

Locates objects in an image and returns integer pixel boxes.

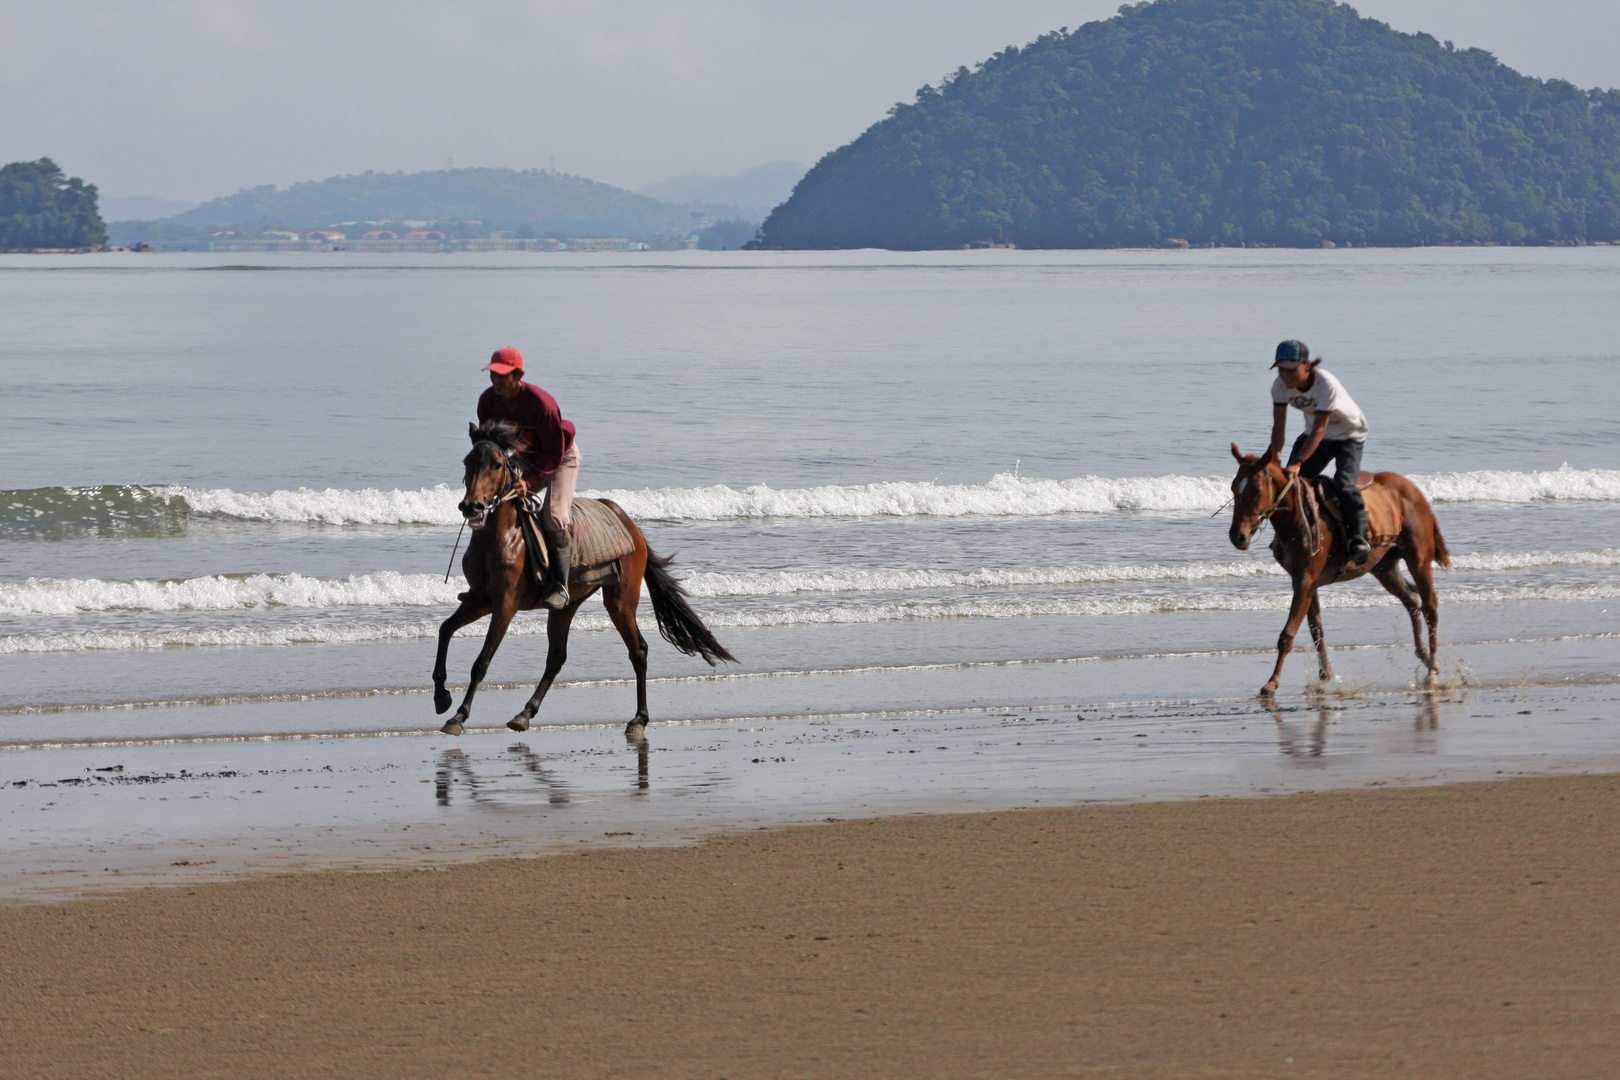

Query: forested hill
[0,159,105,251]
[173,167,689,237]
[756,0,1620,249]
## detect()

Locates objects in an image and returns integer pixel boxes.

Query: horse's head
[458,420,526,527]
[1228,442,1282,551]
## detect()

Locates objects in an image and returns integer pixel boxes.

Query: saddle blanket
[1362,484,1401,545]
[522,496,637,584]
[1315,478,1401,547]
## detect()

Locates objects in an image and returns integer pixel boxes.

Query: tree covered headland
[0,158,106,251]
[756,0,1620,249]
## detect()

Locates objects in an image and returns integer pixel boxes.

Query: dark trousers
[1292,434,1367,540]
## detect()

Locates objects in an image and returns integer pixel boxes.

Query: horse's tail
[1432,522,1451,568]
[643,548,736,666]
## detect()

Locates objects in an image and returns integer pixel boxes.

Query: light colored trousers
[540,442,580,533]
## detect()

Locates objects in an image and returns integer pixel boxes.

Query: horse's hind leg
[509,594,588,732]
[442,597,517,735]
[1406,554,1442,684]
[433,599,489,715]
[602,580,651,733]
[1373,557,1432,673]
[1307,594,1333,685]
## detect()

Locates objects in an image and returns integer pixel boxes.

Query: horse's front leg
[508,594,587,732]
[1262,576,1315,697]
[1307,593,1333,685]
[433,598,489,715]
[441,596,518,736]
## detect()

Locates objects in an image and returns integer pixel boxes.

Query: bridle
[458,440,525,525]
[1246,463,1321,555]
[1252,466,1298,525]
[444,440,525,583]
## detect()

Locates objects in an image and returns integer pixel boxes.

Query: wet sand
[2,772,1618,1078]
[6,679,1620,900]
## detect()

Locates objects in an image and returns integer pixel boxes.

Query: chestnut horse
[1228,444,1449,696]
[433,421,734,736]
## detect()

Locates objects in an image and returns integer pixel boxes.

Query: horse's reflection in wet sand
[627,729,650,792]
[433,744,572,807]
[1273,704,1332,757]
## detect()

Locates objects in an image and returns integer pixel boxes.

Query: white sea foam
[161,484,466,525]
[1412,466,1620,505]
[145,465,1620,526]
[4,583,1616,654]
[5,549,1616,617]
[0,572,461,618]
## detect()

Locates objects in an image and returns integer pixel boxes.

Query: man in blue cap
[1267,339,1371,562]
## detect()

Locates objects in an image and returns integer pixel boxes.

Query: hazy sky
[4,1,1617,204]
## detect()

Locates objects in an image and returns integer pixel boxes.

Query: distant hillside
[173,167,689,238]
[101,195,196,222]
[758,0,1620,249]
[640,162,808,219]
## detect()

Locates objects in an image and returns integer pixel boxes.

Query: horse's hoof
[433,689,453,715]
[1258,685,1278,700]
[507,715,531,733]
[625,720,647,741]
[440,721,464,736]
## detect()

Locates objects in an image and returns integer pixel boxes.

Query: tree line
[0,159,106,251]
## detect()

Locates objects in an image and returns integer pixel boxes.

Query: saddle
[1307,475,1402,550]
[517,495,637,589]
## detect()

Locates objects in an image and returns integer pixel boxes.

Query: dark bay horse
[1228,444,1450,696]
[434,421,734,736]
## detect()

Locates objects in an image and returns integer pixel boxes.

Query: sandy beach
[2,772,1616,1078]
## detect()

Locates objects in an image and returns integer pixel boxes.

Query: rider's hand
[513,478,530,498]
[1284,463,1301,479]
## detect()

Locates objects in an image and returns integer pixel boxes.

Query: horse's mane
[471,419,527,454]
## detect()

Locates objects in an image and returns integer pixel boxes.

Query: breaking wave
[5,549,1616,616]
[2,466,1617,535]
[3,582,1618,654]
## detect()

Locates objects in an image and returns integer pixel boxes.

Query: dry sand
[2,774,1618,1079]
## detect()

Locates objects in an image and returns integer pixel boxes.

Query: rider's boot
[542,529,572,609]
[1343,497,1371,562]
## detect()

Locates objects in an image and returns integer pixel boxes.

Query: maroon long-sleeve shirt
[476,382,576,483]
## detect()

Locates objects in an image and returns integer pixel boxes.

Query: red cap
[483,346,524,374]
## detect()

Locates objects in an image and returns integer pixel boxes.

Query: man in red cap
[477,346,579,607]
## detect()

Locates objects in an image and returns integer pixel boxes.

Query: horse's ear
[468,421,480,443]
[1230,442,1244,462]
[1259,445,1278,465]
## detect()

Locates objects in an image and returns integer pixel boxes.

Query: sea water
[1,248,1617,730]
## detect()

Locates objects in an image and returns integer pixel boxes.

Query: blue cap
[1272,339,1310,367]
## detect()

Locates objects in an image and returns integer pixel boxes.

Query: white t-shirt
[1271,368,1368,442]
